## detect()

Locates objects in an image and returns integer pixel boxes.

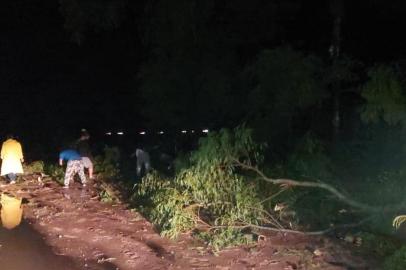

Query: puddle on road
[0,221,85,270]
[0,194,116,270]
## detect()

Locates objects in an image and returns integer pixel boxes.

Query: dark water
[0,221,116,270]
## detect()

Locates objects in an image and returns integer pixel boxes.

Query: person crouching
[59,149,86,188]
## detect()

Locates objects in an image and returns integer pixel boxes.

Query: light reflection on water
[1,193,23,229]
[0,193,117,269]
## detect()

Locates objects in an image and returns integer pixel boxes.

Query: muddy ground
[0,176,377,270]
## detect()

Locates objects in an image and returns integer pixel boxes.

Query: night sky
[1,0,406,137]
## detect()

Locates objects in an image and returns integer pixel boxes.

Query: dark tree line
[2,0,406,163]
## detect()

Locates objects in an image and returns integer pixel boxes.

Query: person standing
[76,129,94,179]
[132,148,151,177]
[0,135,24,184]
[59,149,86,188]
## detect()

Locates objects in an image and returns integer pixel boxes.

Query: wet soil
[0,177,377,270]
[0,221,81,270]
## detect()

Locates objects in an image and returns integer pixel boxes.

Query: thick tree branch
[233,159,381,213]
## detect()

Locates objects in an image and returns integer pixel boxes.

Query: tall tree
[58,0,130,44]
[247,47,326,150]
[329,0,344,142]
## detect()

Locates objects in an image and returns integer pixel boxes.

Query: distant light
[117,131,124,135]
[181,130,187,134]
[106,132,112,136]
[139,131,146,135]
[202,129,209,133]
[158,131,164,135]
[191,130,195,133]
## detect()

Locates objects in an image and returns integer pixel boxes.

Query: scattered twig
[247,218,370,236]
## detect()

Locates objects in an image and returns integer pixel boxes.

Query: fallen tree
[132,126,399,251]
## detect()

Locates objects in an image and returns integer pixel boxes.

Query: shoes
[63,185,69,189]
[9,181,16,184]
[82,184,86,187]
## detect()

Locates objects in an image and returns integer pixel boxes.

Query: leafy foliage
[45,164,65,184]
[361,65,406,126]
[23,161,44,174]
[286,132,334,181]
[247,47,327,147]
[358,232,398,258]
[98,188,117,203]
[252,48,325,110]
[59,0,127,44]
[135,127,269,251]
[383,246,406,270]
[94,146,121,179]
[324,56,359,87]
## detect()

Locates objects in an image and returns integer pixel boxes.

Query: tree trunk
[329,0,343,142]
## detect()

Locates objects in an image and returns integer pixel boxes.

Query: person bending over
[59,149,86,188]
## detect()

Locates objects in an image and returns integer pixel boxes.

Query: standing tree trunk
[329,0,343,143]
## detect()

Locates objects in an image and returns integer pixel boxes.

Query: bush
[44,164,65,184]
[285,132,334,182]
[23,161,45,174]
[359,232,398,258]
[383,246,406,270]
[94,146,121,179]
[270,132,343,228]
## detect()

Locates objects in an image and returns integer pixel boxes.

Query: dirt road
[0,177,374,270]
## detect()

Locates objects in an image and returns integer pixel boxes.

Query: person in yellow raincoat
[0,135,24,184]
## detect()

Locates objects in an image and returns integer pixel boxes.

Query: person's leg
[64,160,74,187]
[88,161,94,179]
[77,161,87,186]
[7,173,16,183]
[82,157,94,179]
[82,157,89,177]
[145,161,151,174]
[136,159,142,176]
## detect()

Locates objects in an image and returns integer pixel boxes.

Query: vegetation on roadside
[94,146,121,180]
[44,164,65,184]
[16,52,406,266]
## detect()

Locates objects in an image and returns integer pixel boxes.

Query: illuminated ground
[0,176,375,270]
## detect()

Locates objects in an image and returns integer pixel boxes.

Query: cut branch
[233,159,381,213]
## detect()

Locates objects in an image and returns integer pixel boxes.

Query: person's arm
[18,143,24,162]
[59,152,64,166]
[0,143,4,160]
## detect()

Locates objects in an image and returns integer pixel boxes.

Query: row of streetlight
[105,129,209,136]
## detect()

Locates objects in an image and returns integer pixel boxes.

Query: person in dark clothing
[76,129,94,179]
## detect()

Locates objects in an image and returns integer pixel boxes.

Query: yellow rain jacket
[0,139,24,176]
